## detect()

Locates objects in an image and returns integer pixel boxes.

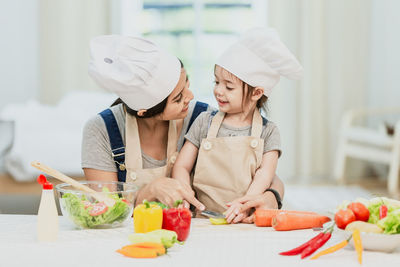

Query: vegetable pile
[335,197,400,234]
[61,188,131,228]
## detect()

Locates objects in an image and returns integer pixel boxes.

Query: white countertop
[0,214,398,267]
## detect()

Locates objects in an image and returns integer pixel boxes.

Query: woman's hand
[148,177,205,210]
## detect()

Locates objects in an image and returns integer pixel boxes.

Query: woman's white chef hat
[88,35,181,110]
[216,28,303,97]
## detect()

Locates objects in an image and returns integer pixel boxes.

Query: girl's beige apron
[124,113,179,190]
[193,109,264,214]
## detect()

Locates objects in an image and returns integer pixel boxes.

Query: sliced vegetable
[379,204,388,219]
[209,218,228,225]
[272,212,331,231]
[345,221,383,234]
[254,209,318,227]
[88,202,108,216]
[128,229,179,249]
[352,229,363,264]
[117,242,166,258]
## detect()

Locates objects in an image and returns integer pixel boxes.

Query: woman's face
[161,68,194,120]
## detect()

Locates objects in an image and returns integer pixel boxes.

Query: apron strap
[251,108,263,138]
[125,113,143,170]
[207,111,225,138]
[99,109,126,182]
[166,120,178,158]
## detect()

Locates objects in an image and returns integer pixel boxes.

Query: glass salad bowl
[56,181,137,229]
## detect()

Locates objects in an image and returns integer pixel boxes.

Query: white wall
[0,0,38,108]
[369,0,400,110]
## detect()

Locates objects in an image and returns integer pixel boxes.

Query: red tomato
[347,202,369,222]
[88,202,108,216]
[335,209,356,229]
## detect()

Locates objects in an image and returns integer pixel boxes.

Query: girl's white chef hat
[216,28,303,97]
[88,35,181,110]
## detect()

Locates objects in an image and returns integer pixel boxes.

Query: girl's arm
[246,150,279,196]
[225,150,279,223]
[171,141,199,187]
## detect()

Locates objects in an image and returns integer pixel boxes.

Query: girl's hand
[230,192,279,223]
[225,200,244,223]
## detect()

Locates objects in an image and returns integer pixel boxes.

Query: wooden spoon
[31,161,116,207]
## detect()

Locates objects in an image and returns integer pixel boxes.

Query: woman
[82,35,284,220]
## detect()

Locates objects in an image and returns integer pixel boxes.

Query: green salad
[337,197,400,234]
[61,188,131,228]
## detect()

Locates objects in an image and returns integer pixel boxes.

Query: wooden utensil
[31,161,116,207]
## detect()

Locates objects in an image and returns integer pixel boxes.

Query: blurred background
[1,0,399,214]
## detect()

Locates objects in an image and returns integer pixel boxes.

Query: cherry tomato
[335,209,356,229]
[88,202,108,216]
[347,202,369,222]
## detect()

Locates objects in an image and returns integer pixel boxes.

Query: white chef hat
[88,35,181,110]
[216,28,303,97]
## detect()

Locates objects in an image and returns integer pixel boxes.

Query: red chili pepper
[162,200,192,242]
[379,205,388,219]
[279,232,325,256]
[301,232,332,259]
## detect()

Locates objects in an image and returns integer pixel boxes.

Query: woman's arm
[83,168,118,182]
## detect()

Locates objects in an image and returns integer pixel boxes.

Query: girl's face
[161,68,194,120]
[213,65,245,114]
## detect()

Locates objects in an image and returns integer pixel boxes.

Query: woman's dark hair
[111,59,184,118]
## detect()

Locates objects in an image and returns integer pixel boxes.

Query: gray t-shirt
[81,102,215,172]
[185,111,281,156]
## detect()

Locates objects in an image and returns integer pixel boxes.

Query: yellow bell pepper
[133,200,163,233]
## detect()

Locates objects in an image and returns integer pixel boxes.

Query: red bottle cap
[37,174,53,190]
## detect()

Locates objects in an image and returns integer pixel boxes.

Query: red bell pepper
[162,200,192,242]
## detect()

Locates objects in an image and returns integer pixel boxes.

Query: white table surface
[0,214,399,267]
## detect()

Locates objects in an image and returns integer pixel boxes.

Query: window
[115,0,268,104]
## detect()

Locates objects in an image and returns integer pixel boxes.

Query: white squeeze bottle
[37,174,59,242]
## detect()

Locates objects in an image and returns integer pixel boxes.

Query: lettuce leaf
[377,209,400,234]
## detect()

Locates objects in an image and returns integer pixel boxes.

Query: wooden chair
[334,107,400,196]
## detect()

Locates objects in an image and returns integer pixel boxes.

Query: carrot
[272,211,331,231]
[117,242,166,258]
[254,209,318,227]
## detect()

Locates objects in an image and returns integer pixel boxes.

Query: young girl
[172,28,303,223]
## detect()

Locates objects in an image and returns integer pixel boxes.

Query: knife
[201,210,225,219]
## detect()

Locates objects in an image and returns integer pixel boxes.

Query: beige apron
[124,113,179,190]
[193,109,264,214]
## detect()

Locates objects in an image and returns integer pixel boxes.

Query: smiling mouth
[217,99,228,105]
